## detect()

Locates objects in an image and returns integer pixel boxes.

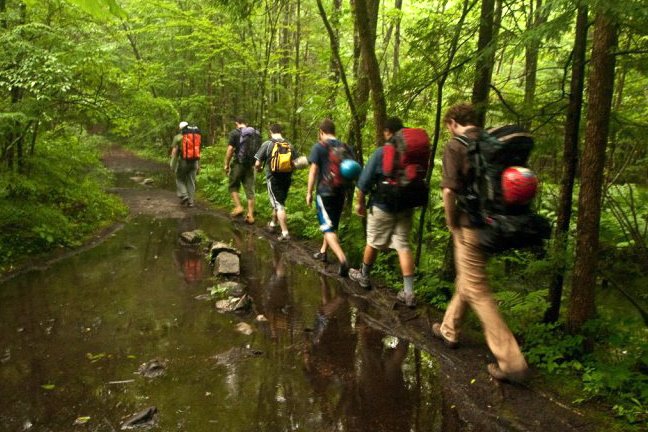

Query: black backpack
[456,125,551,254]
[237,127,261,165]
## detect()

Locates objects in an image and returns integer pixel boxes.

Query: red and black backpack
[376,128,431,211]
[181,126,201,161]
[320,139,355,189]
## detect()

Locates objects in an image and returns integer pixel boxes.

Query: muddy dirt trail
[0,146,605,431]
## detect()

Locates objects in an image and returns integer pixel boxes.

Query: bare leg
[323,232,346,264]
[277,209,289,234]
[231,192,243,211]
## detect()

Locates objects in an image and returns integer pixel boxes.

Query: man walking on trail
[348,117,417,307]
[254,123,299,241]
[306,119,350,277]
[432,103,529,383]
[224,117,258,224]
[170,121,199,207]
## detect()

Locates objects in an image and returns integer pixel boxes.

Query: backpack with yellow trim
[269,139,293,173]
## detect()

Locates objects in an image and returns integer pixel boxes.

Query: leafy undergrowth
[0,132,127,273]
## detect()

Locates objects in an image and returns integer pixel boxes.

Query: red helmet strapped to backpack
[501,166,538,206]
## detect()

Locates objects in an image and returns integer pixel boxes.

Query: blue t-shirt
[356,147,391,211]
[308,139,352,196]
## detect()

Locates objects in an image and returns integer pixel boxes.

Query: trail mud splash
[0,147,600,431]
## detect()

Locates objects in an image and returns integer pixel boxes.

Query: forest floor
[25,146,614,431]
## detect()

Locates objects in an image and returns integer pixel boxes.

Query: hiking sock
[361,263,373,277]
[403,275,414,295]
[281,231,289,237]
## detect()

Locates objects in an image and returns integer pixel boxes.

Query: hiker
[224,117,259,224]
[432,102,529,383]
[254,123,299,241]
[306,119,353,277]
[170,121,200,207]
[348,117,430,307]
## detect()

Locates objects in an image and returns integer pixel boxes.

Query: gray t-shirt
[255,137,299,179]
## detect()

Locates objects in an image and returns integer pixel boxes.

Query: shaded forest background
[0,0,646,426]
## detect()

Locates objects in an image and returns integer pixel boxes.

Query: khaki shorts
[366,206,413,251]
[229,162,255,198]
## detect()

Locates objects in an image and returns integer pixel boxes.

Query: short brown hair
[319,118,336,135]
[443,103,477,127]
[269,123,282,134]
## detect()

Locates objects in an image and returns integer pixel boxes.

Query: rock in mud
[235,322,254,335]
[215,295,251,313]
[209,242,241,260]
[137,359,166,378]
[120,406,158,430]
[194,294,212,301]
[211,346,263,365]
[214,251,240,275]
[180,230,207,245]
[142,178,154,185]
[214,281,246,297]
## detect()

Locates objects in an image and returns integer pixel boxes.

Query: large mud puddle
[0,214,445,431]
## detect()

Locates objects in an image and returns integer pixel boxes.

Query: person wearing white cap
[170,121,200,207]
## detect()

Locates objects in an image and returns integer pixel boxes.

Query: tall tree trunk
[290,0,302,142]
[544,4,588,323]
[354,0,387,147]
[121,21,158,98]
[326,0,343,115]
[471,0,496,127]
[316,0,363,159]
[393,0,403,82]
[415,0,473,267]
[523,0,548,129]
[568,11,618,333]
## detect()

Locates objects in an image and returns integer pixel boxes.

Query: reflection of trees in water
[302,276,414,432]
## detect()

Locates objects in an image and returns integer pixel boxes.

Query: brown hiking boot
[431,323,459,349]
[487,363,529,384]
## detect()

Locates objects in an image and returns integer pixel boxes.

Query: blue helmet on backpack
[340,159,362,180]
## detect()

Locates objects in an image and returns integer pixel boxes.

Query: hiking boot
[431,323,459,349]
[338,261,349,278]
[487,363,529,384]
[244,215,255,225]
[180,197,189,206]
[397,290,417,308]
[312,251,328,263]
[348,268,370,289]
[230,206,244,218]
[187,201,194,208]
[277,233,291,242]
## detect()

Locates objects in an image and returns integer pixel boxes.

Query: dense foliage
[1,0,646,427]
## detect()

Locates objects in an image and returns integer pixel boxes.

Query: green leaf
[41,384,55,390]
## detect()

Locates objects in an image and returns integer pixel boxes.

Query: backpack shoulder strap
[382,143,397,177]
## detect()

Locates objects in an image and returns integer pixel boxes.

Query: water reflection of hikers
[303,276,356,427]
[170,121,200,207]
[173,246,205,284]
[259,246,293,340]
[351,317,412,432]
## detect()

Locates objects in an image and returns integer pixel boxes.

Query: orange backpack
[181,126,201,160]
